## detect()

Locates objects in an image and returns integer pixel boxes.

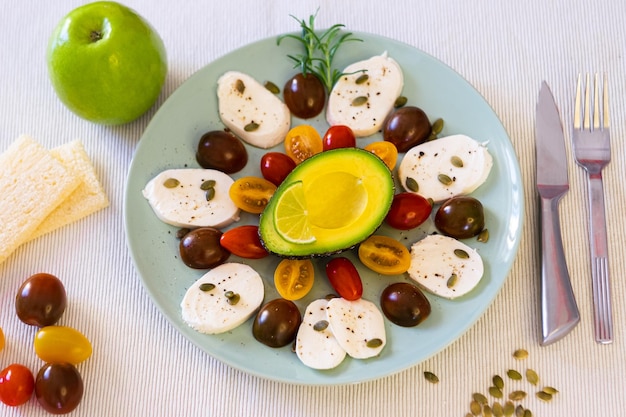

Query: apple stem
[90,30,103,42]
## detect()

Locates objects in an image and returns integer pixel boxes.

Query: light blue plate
[124,32,523,385]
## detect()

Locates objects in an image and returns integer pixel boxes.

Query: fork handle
[539,193,580,345]
[586,173,614,343]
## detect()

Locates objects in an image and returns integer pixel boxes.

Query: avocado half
[259,147,394,257]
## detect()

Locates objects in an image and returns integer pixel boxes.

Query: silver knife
[536,81,580,346]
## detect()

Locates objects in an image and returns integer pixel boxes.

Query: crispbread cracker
[29,140,109,240]
[0,135,81,264]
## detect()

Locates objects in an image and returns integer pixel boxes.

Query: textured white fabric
[1,0,625,415]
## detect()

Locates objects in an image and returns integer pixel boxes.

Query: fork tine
[603,74,610,129]
[593,73,600,129]
[583,73,591,129]
[574,74,582,129]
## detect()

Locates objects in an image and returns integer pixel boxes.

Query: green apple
[47,1,167,125]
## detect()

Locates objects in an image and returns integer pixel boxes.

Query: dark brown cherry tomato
[196,130,248,173]
[325,257,363,301]
[35,363,83,414]
[283,73,326,119]
[252,298,302,348]
[385,192,433,230]
[383,106,432,152]
[0,364,35,406]
[434,196,485,239]
[322,125,356,151]
[380,282,431,327]
[16,273,67,327]
[260,152,296,186]
[179,227,230,269]
[220,225,269,259]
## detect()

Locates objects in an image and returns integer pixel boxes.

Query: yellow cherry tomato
[358,235,411,275]
[34,326,92,365]
[274,259,315,300]
[284,124,323,164]
[229,176,277,214]
[364,141,398,171]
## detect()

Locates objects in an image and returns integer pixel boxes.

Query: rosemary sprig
[277,11,362,93]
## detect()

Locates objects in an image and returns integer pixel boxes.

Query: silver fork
[572,73,613,344]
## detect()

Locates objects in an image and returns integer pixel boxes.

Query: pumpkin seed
[366,338,383,348]
[352,96,368,106]
[264,80,280,94]
[489,386,503,399]
[522,410,532,417]
[483,404,493,417]
[405,177,419,192]
[244,121,259,132]
[394,96,407,108]
[450,155,464,167]
[163,178,180,188]
[235,79,245,94]
[470,400,482,415]
[431,118,444,135]
[423,371,439,384]
[437,173,453,186]
[525,369,539,385]
[506,369,523,380]
[508,390,526,401]
[492,402,504,417]
[473,393,488,405]
[514,405,525,417]
[536,391,552,402]
[313,320,329,331]
[355,73,369,84]
[446,273,458,288]
[493,375,504,390]
[200,179,216,190]
[513,349,528,360]
[543,386,558,395]
[477,229,490,243]
[199,283,215,292]
[205,188,215,202]
[503,401,515,416]
[454,248,470,259]
[224,291,240,305]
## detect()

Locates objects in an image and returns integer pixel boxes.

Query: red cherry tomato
[220,225,269,259]
[385,192,433,230]
[322,125,356,151]
[325,257,363,301]
[260,152,296,186]
[0,364,35,407]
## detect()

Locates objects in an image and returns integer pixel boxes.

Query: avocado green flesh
[259,148,394,257]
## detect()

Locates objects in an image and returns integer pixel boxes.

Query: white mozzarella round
[398,134,493,203]
[407,234,484,299]
[217,71,291,149]
[181,263,265,334]
[326,297,386,359]
[142,168,240,228]
[295,299,347,370]
[326,52,404,137]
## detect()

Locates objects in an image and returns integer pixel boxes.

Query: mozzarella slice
[326,52,404,137]
[143,168,240,228]
[181,263,265,334]
[295,299,347,370]
[397,134,493,203]
[407,234,484,299]
[326,297,386,359]
[217,71,291,149]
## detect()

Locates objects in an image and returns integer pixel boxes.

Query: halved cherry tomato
[0,364,35,406]
[385,192,433,230]
[229,176,277,214]
[284,125,323,164]
[358,235,411,275]
[260,152,296,186]
[364,141,398,170]
[274,259,315,300]
[322,125,356,151]
[325,257,363,300]
[34,326,93,365]
[220,225,269,259]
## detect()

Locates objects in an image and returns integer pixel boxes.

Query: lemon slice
[273,181,316,244]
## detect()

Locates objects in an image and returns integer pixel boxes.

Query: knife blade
[536,81,580,345]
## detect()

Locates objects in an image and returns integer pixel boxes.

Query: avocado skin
[258,148,394,258]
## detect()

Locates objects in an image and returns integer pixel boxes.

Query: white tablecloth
[1,0,624,415]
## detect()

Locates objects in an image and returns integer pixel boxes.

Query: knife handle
[539,194,580,345]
